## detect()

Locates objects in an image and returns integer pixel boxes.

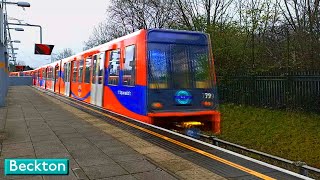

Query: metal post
[39,25,42,43]
[0,2,3,43]
[211,136,219,146]
[0,1,8,107]
[7,23,42,43]
[293,161,309,177]
[299,168,308,177]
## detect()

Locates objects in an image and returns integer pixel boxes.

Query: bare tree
[83,0,320,73]
[83,21,128,50]
[173,0,234,31]
[84,0,179,50]
[277,0,320,69]
[51,48,75,61]
[109,0,177,30]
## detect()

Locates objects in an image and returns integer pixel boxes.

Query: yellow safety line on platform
[55,93,276,180]
[0,62,5,68]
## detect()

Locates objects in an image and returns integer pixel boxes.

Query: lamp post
[8,23,42,43]
[10,40,20,43]
[0,1,30,43]
[7,27,24,66]
[0,0,30,107]
[4,1,30,7]
[8,40,20,65]
[8,27,24,31]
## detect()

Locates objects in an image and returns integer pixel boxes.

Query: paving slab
[100,174,137,180]
[0,86,225,180]
[81,163,129,179]
[118,159,157,173]
[133,168,178,180]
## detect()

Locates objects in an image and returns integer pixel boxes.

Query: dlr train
[24,29,221,134]
[9,70,34,77]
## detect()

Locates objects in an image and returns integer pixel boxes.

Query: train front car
[146,29,220,134]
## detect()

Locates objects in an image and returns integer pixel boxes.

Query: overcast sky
[7,0,110,68]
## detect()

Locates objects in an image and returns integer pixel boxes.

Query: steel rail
[199,133,320,177]
[34,86,318,179]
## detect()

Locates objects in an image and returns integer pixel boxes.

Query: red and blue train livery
[27,29,221,134]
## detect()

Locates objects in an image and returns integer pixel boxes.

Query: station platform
[0,86,225,180]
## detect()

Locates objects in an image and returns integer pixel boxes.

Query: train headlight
[202,101,213,107]
[152,102,163,109]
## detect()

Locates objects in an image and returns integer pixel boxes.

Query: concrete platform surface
[0,86,225,180]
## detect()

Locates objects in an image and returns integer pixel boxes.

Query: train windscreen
[147,31,213,89]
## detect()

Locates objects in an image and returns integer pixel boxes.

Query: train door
[54,65,59,93]
[38,70,40,87]
[51,67,55,91]
[65,62,71,96]
[34,71,37,86]
[91,53,105,106]
[43,67,47,89]
[47,67,50,90]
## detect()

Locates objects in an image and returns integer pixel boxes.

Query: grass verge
[216,103,320,169]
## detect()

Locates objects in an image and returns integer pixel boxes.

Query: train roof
[34,28,208,70]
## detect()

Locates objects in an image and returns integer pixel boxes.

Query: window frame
[122,45,136,87]
[97,53,105,85]
[91,55,97,84]
[108,49,121,86]
[63,63,67,82]
[72,61,78,82]
[43,68,47,80]
[47,67,50,80]
[84,56,92,84]
[78,59,84,83]
[55,66,59,82]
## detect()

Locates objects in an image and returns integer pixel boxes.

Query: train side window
[51,67,54,80]
[52,67,54,80]
[50,67,52,80]
[46,68,49,80]
[47,68,49,80]
[63,63,67,82]
[66,63,71,82]
[108,49,120,85]
[123,45,135,86]
[43,69,46,80]
[49,67,52,80]
[72,61,77,82]
[49,67,51,80]
[48,67,52,81]
[98,53,105,84]
[92,55,97,84]
[85,56,92,83]
[55,66,59,82]
[78,60,84,83]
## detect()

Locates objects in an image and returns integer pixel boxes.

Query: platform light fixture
[4,1,31,7]
[8,47,18,50]
[9,27,24,31]
[8,23,43,43]
[11,40,21,43]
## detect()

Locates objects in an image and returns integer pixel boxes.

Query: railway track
[35,87,318,180]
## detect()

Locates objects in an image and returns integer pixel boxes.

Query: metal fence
[217,71,320,112]
[9,76,32,86]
